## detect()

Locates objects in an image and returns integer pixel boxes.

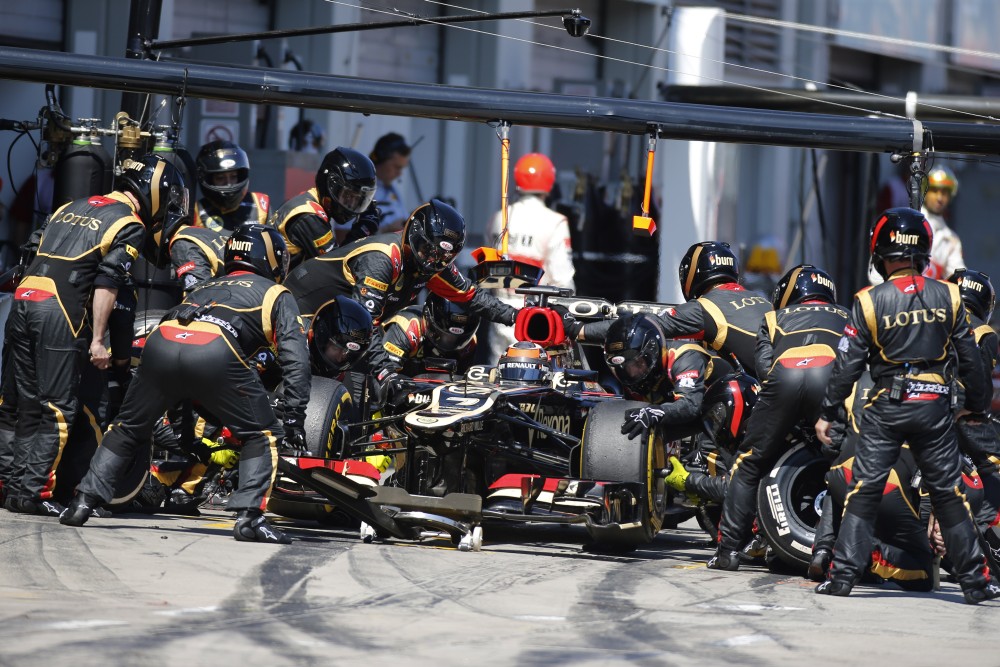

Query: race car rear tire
[581,400,665,548]
[269,377,354,522]
[755,441,828,570]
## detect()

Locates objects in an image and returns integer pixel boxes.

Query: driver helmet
[403,199,466,275]
[423,293,480,354]
[497,341,551,384]
[310,296,374,373]
[702,373,761,453]
[315,147,377,225]
[196,140,250,211]
[604,313,667,391]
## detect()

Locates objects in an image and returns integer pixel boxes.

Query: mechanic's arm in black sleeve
[286,214,337,261]
[342,202,382,245]
[952,299,989,413]
[428,265,517,325]
[978,328,1000,376]
[366,318,413,376]
[754,311,776,379]
[345,252,394,322]
[658,347,710,424]
[97,220,145,290]
[819,296,873,422]
[654,300,706,340]
[685,470,728,505]
[272,291,312,425]
[170,237,215,292]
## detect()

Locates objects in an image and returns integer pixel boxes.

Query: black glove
[345,202,381,242]
[376,369,409,407]
[551,304,582,339]
[280,418,308,455]
[621,405,666,440]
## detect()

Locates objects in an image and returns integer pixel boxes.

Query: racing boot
[233,509,291,544]
[963,579,1000,605]
[60,493,102,527]
[807,548,833,582]
[16,498,67,517]
[815,579,853,597]
[741,532,769,564]
[707,547,741,571]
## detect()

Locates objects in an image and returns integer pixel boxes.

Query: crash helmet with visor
[310,296,374,373]
[315,147,377,225]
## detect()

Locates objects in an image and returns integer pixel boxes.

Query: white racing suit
[487,195,575,362]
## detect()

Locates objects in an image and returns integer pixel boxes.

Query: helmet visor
[168,183,190,218]
[328,175,375,216]
[320,337,365,371]
[411,224,458,273]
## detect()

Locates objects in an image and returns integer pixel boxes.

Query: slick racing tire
[756,441,829,570]
[302,377,353,458]
[269,377,354,523]
[581,400,666,549]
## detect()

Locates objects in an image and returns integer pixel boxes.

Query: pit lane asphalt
[0,507,993,667]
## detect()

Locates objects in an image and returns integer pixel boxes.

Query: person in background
[370,133,412,233]
[288,119,325,154]
[487,153,575,363]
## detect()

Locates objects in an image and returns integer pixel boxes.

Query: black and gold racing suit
[717,301,849,552]
[583,283,772,375]
[75,271,311,513]
[194,191,269,232]
[818,269,992,592]
[284,231,517,328]
[955,314,1000,533]
[168,225,227,292]
[5,192,144,504]
[269,188,380,268]
[369,306,477,377]
[633,342,733,504]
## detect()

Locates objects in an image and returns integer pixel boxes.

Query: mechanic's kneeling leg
[60,445,133,527]
[233,509,291,545]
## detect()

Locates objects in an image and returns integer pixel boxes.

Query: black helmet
[604,313,667,390]
[310,296,374,373]
[678,241,739,300]
[497,341,551,384]
[119,154,189,226]
[424,293,480,353]
[702,373,761,453]
[772,264,837,309]
[196,140,250,211]
[315,147,377,225]
[869,207,932,279]
[223,224,290,283]
[404,199,466,275]
[950,268,996,321]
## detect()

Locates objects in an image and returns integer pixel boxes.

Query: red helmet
[514,153,556,193]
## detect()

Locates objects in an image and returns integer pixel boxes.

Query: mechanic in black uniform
[193,140,270,232]
[269,147,381,267]
[369,292,481,377]
[167,223,228,293]
[285,198,516,356]
[571,241,771,376]
[306,294,375,379]
[608,312,737,503]
[3,155,174,516]
[809,371,939,590]
[949,268,1000,538]
[61,225,311,544]
[814,207,999,603]
[709,264,849,570]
